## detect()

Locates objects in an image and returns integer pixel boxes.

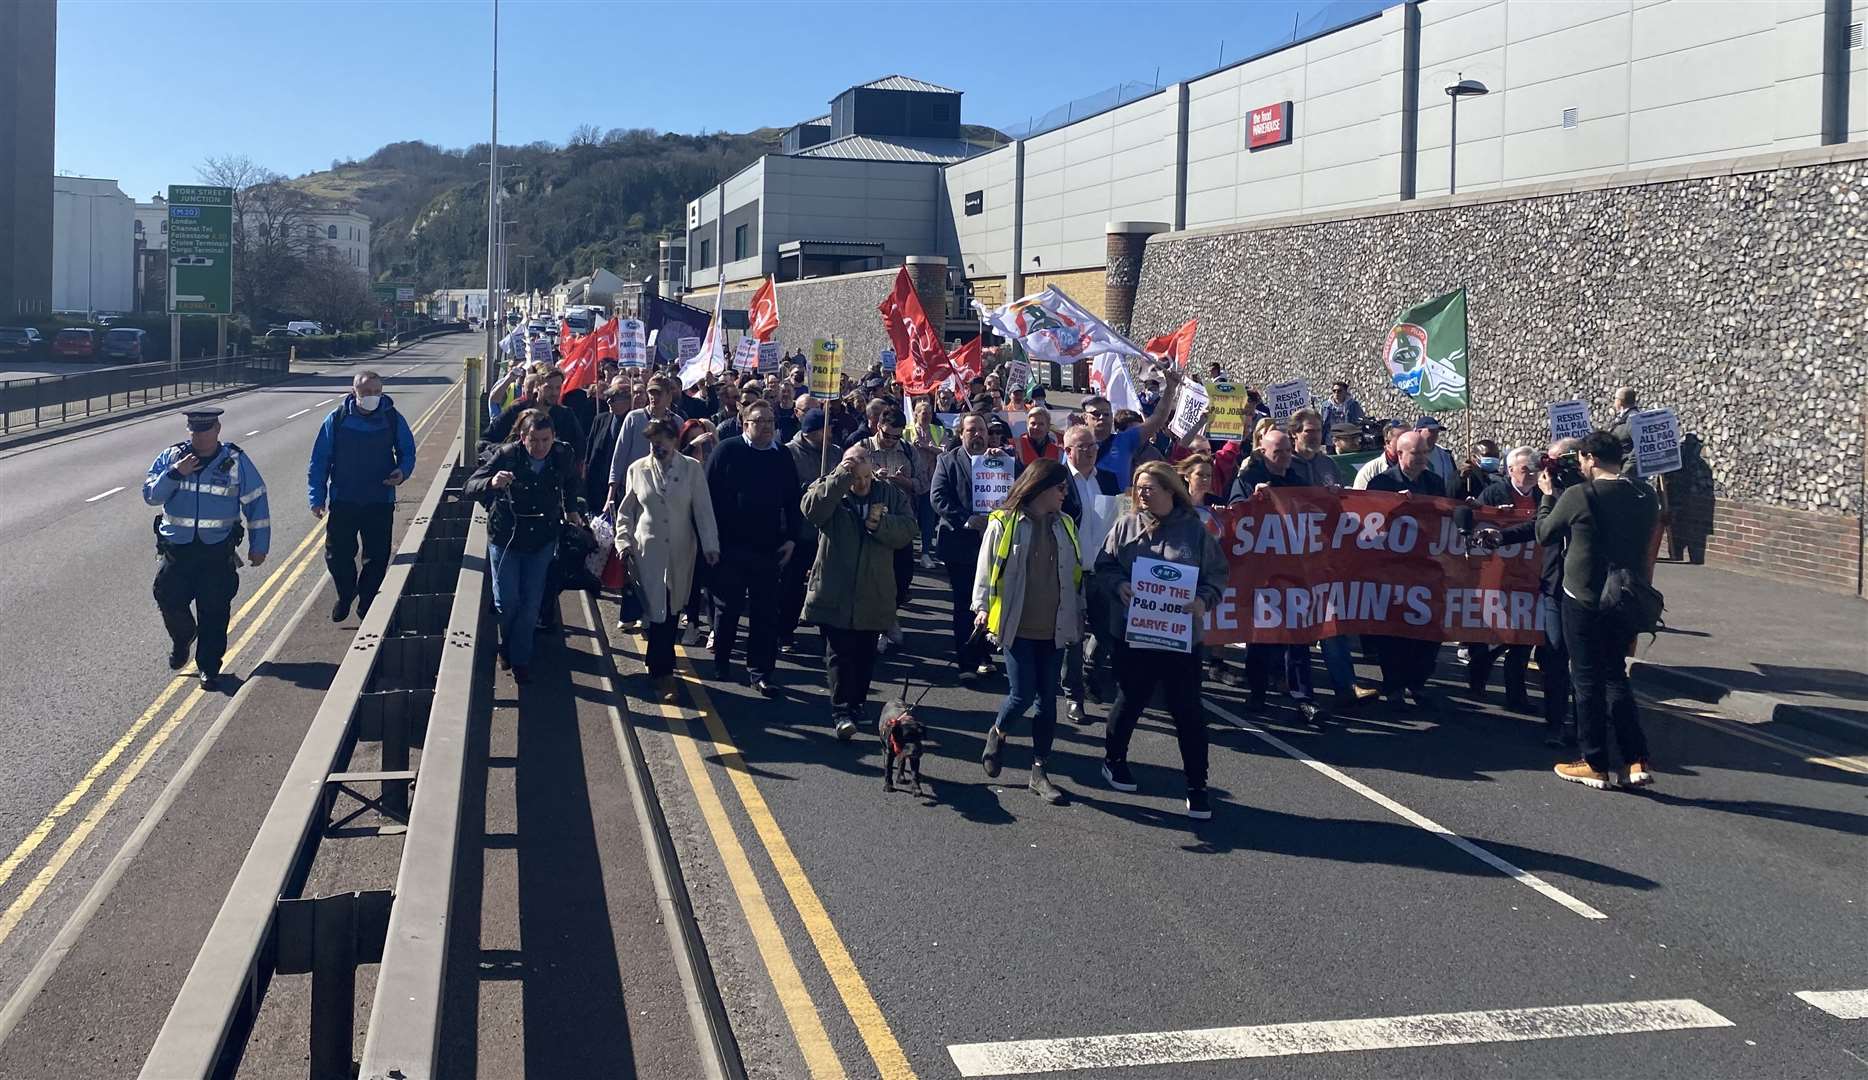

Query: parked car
[263,327,306,338]
[100,327,147,362]
[285,321,323,336]
[52,327,99,359]
[0,327,43,356]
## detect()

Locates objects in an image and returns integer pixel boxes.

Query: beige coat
[970,510,1085,651]
[617,451,719,625]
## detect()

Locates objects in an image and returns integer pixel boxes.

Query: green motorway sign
[167,185,234,315]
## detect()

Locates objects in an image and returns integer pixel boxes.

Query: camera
[1539,450,1585,489]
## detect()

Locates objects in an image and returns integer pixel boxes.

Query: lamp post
[1444,73,1489,195]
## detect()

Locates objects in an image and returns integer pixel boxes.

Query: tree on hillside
[295,249,376,331]
[568,124,601,147]
[199,154,318,322]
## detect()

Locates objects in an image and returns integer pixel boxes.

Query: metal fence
[0,354,290,434]
[140,436,486,1080]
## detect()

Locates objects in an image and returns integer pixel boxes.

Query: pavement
[597,558,1868,1080]
[1632,560,1868,744]
[0,336,473,1071]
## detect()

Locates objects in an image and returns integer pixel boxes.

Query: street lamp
[1444,73,1489,195]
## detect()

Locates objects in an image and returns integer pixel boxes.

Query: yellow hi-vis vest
[984,509,1081,638]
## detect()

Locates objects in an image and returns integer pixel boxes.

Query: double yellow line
[0,380,461,952]
[648,646,917,1080]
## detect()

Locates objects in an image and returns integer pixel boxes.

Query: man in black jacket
[930,412,1019,681]
[583,377,628,511]
[1364,431,1447,709]
[705,398,800,694]
[1466,447,1539,714]
[1533,430,1660,790]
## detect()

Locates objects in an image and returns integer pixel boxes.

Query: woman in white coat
[617,419,720,686]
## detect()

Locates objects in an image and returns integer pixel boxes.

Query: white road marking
[286,409,309,420]
[1206,701,1608,919]
[1796,990,1868,1019]
[315,398,333,406]
[244,430,260,437]
[83,486,123,503]
[946,998,1733,1076]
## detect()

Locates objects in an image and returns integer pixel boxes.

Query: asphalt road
[604,570,1868,1080]
[0,334,474,1004]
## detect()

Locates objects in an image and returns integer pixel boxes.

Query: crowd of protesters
[472,324,1665,816]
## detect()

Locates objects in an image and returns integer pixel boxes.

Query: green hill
[287,123,1008,297]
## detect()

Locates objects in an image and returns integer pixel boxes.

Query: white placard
[677,336,701,362]
[1003,356,1031,392]
[616,318,647,368]
[1268,378,1309,419]
[969,450,1015,511]
[1125,557,1198,653]
[758,340,780,374]
[1547,399,1591,442]
[732,336,761,371]
[880,348,896,371]
[1169,379,1209,440]
[1630,407,1682,477]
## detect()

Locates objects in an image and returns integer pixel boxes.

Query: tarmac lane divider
[1205,700,1610,921]
[652,675,848,1080]
[672,646,920,1080]
[944,997,1735,1076]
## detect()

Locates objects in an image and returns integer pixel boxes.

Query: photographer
[1466,447,1541,716]
[1477,439,1582,745]
[1533,430,1659,790]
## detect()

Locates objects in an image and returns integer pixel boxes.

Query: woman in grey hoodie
[1094,461,1231,820]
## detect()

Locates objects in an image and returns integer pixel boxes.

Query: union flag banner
[1195,489,1543,646]
[879,266,947,392]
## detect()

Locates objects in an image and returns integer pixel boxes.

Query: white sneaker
[976,662,994,677]
[919,554,938,570]
[1067,700,1086,723]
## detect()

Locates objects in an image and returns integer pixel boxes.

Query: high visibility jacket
[143,441,271,554]
[975,508,1083,647]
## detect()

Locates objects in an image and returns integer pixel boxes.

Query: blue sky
[57,0,1387,203]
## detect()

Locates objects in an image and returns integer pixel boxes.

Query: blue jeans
[1318,635,1356,695]
[489,540,555,667]
[993,637,1063,762]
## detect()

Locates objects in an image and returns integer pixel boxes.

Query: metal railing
[0,353,290,434]
[140,430,486,1080]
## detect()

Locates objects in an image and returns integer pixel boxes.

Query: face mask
[1478,456,1500,472]
[652,444,669,460]
[355,394,381,412]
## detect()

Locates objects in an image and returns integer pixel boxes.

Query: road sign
[167,185,233,316]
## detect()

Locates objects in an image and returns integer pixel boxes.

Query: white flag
[977,286,1147,365]
[680,288,728,390]
[1088,353,1143,415]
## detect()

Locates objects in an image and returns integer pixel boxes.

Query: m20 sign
[167,185,234,316]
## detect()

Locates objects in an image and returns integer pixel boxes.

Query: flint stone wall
[1132,143,1866,595]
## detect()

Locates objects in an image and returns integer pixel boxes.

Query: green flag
[1381,288,1469,413]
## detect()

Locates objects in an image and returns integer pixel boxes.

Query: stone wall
[686,266,900,373]
[1131,144,1867,596]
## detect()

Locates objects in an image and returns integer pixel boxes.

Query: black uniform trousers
[712,549,782,675]
[154,539,239,675]
[324,501,394,611]
[938,528,989,671]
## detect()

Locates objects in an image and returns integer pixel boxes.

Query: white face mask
[355,394,381,412]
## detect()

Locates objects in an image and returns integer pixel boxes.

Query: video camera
[1539,449,1585,489]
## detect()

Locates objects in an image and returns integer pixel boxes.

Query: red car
[52,328,98,359]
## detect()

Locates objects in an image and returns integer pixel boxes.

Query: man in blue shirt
[144,408,272,689]
[308,371,416,621]
[1079,363,1183,490]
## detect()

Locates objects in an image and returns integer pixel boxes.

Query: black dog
[878,680,932,795]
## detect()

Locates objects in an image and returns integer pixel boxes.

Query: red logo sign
[1247,101,1292,150]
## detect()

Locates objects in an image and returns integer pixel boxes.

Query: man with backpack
[308,370,416,621]
[1534,430,1661,791]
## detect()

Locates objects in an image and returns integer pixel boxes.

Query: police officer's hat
[183,408,224,432]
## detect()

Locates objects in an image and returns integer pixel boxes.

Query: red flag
[1144,318,1198,369]
[558,326,598,395]
[747,277,780,342]
[878,265,948,394]
[590,317,620,363]
[946,336,982,391]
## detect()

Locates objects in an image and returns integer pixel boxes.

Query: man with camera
[1530,431,1659,790]
[1468,447,1551,719]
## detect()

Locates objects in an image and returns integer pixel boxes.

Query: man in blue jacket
[308,371,415,621]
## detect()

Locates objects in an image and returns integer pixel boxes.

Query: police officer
[142,408,272,689]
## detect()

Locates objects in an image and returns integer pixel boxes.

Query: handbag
[1582,482,1665,638]
[553,521,602,593]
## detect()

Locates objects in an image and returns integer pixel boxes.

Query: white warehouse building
[685,0,1866,319]
[52,175,135,315]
